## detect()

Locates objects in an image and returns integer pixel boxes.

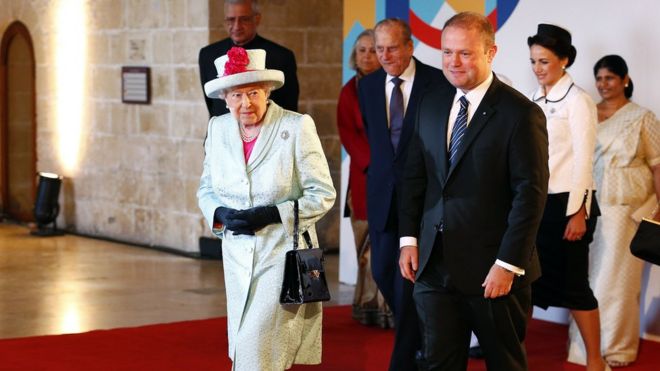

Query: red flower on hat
[224,47,250,76]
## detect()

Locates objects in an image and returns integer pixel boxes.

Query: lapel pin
[281,130,289,140]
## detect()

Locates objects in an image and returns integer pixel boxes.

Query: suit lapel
[447,78,501,178]
[396,59,427,158]
[373,70,395,158]
[436,91,454,184]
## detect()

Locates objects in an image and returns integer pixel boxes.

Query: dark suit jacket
[399,75,549,295]
[358,59,449,232]
[198,34,299,117]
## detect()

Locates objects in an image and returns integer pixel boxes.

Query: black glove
[214,207,237,226]
[231,228,255,236]
[229,206,281,233]
[214,207,255,235]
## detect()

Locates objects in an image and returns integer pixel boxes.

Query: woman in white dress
[197,47,336,371]
[568,54,660,368]
[527,24,608,371]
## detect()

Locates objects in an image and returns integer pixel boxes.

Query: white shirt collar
[387,58,416,84]
[532,73,574,102]
[452,72,494,110]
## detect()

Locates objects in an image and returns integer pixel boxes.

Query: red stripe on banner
[487,9,498,31]
[410,8,499,50]
[409,9,442,49]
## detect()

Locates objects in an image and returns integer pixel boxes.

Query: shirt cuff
[495,259,525,276]
[400,236,418,249]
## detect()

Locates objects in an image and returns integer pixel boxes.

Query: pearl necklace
[240,125,260,142]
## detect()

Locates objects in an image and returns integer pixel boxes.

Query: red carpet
[0,305,658,370]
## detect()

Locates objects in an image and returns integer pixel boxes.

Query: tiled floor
[0,223,353,339]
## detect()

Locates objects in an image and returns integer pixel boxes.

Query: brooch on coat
[281,130,290,140]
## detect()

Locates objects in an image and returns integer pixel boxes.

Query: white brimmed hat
[204,47,284,99]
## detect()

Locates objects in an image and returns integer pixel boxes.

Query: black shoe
[468,345,484,359]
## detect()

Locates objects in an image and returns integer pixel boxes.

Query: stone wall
[0,0,342,253]
[1,0,210,253]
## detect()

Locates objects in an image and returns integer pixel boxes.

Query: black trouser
[413,237,531,371]
[370,209,421,371]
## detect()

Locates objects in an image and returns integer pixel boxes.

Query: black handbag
[279,200,331,305]
[630,218,660,266]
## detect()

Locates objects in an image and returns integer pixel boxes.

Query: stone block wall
[1,0,342,253]
[1,0,210,253]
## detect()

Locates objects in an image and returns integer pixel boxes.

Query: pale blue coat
[197,101,336,371]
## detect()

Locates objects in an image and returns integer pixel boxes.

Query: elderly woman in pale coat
[197,47,336,371]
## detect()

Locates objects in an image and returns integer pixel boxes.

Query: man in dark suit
[198,0,298,117]
[399,12,549,371]
[358,18,450,370]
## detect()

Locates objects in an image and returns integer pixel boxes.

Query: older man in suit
[198,0,299,117]
[399,12,549,371]
[358,18,450,370]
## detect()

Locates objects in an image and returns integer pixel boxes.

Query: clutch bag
[630,217,660,266]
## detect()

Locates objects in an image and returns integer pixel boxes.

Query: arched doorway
[0,21,36,222]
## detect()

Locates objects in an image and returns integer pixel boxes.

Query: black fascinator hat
[527,23,577,67]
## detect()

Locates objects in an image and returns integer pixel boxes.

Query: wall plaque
[121,66,150,104]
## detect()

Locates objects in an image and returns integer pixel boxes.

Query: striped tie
[448,96,469,166]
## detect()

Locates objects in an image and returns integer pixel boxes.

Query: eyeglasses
[224,15,255,26]
[226,89,263,105]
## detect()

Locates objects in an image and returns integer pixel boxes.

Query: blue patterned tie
[448,96,469,166]
[389,77,404,150]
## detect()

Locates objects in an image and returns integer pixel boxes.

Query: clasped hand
[215,206,281,235]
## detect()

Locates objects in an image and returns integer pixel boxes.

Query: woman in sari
[568,54,660,368]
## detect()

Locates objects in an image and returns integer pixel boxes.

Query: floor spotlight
[30,172,64,236]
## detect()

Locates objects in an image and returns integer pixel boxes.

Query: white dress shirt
[446,73,493,149]
[530,73,597,216]
[385,59,416,127]
[400,72,525,276]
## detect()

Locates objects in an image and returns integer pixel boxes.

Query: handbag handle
[293,200,314,250]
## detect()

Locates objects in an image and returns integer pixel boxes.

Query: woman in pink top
[198,47,336,371]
